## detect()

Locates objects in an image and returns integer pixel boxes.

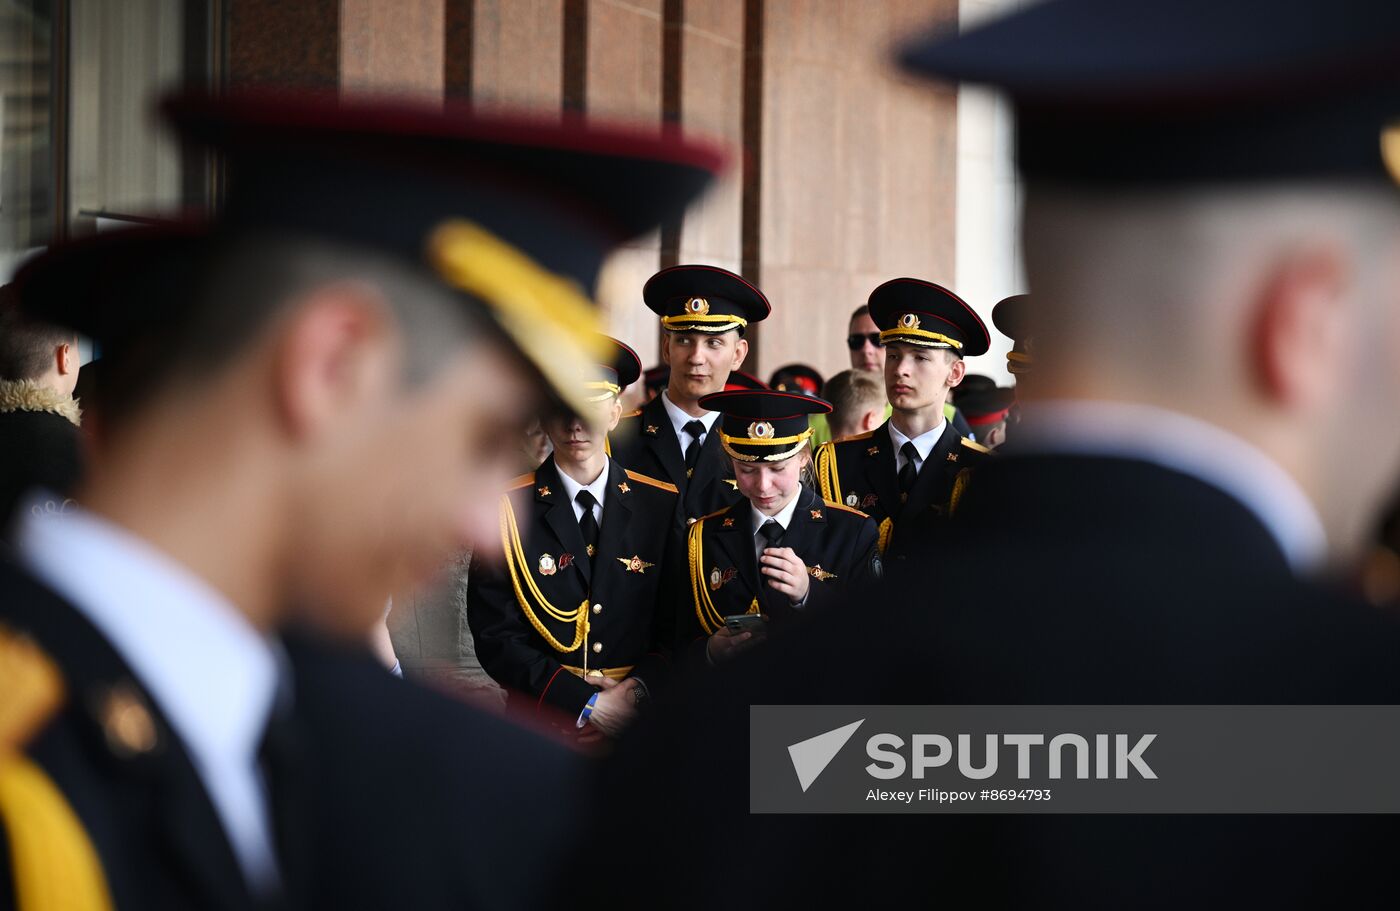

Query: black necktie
[898,441,919,499]
[683,420,707,475]
[758,520,787,612]
[576,490,600,560]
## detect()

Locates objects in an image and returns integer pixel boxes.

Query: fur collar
[0,379,82,426]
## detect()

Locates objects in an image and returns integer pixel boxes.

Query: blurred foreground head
[904,0,1400,563]
[13,92,723,635]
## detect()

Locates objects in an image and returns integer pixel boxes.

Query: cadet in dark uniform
[610,265,770,525]
[468,337,684,737]
[0,90,723,911]
[682,390,878,663]
[814,278,991,558]
[956,385,1016,450]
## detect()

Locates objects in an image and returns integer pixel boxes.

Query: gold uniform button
[99,684,159,758]
[592,603,603,614]
[592,642,603,654]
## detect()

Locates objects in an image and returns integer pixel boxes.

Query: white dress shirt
[889,417,948,475]
[1012,400,1327,574]
[555,461,610,525]
[14,492,283,894]
[660,391,720,457]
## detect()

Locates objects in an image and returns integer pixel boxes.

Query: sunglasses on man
[846,332,884,350]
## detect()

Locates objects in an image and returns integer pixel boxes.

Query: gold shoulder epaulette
[621,409,642,420]
[836,429,878,444]
[821,498,869,518]
[623,469,678,494]
[960,437,992,454]
[0,630,116,910]
[0,627,63,751]
[506,472,536,490]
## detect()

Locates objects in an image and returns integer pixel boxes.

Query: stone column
[756,0,959,381]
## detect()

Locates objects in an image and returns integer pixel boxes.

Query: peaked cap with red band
[699,389,830,463]
[867,278,990,358]
[644,264,770,335]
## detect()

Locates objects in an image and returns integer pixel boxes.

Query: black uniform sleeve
[844,515,882,592]
[630,517,683,695]
[465,550,596,718]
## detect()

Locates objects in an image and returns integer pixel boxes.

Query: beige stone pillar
[757,0,958,382]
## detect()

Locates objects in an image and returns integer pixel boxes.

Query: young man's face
[733,453,804,516]
[885,342,964,414]
[542,396,622,467]
[848,312,885,372]
[295,341,538,635]
[662,330,747,403]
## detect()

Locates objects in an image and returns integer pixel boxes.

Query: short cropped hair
[0,286,75,382]
[824,369,885,437]
[97,232,483,421]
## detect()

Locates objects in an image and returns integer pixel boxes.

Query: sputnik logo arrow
[787,719,865,792]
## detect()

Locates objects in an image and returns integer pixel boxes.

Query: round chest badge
[538,553,557,576]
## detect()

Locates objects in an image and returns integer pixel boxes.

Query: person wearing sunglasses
[811,303,975,447]
[814,279,991,560]
[846,305,886,373]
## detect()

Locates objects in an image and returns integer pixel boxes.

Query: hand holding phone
[724,613,768,635]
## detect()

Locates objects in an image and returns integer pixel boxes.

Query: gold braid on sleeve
[815,442,840,502]
[949,468,972,517]
[500,496,589,653]
[877,517,894,555]
[688,517,728,636]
